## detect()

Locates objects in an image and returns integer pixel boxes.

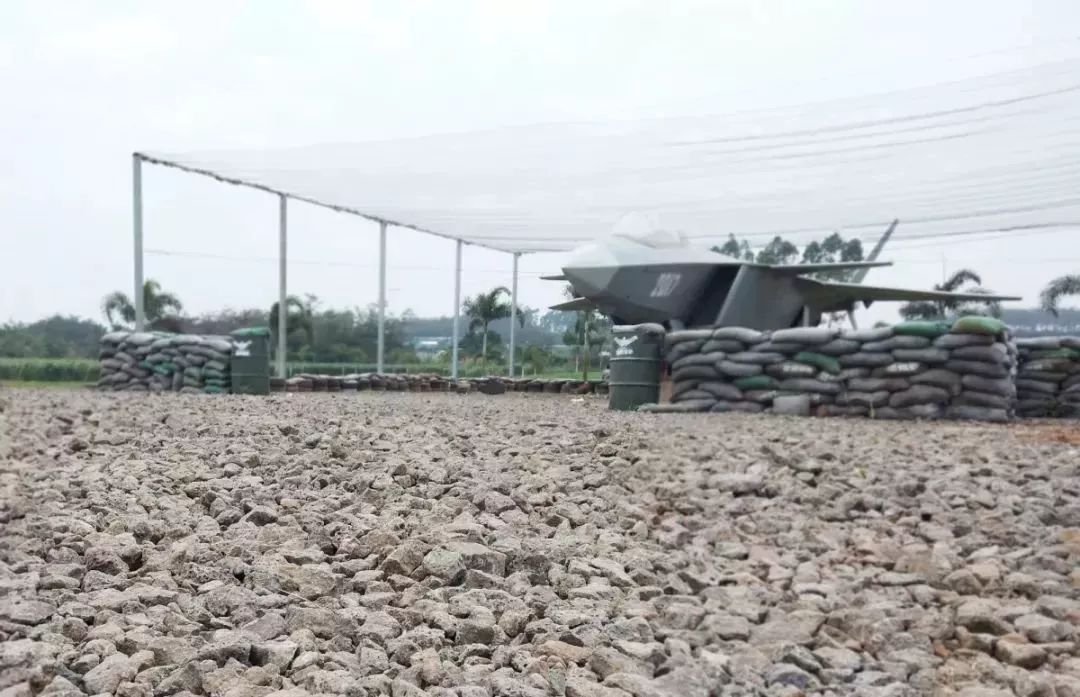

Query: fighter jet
[544,219,1020,330]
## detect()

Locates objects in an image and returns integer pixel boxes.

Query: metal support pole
[377,221,387,373]
[133,155,145,331]
[277,195,288,378]
[509,252,519,377]
[452,240,462,380]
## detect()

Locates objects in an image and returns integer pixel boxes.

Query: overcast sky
[2,0,1079,328]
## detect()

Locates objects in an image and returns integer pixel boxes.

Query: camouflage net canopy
[138,59,1080,254]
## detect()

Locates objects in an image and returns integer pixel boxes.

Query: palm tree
[899,269,1000,320]
[1040,274,1080,316]
[462,286,522,371]
[269,295,314,359]
[561,284,609,380]
[101,279,183,330]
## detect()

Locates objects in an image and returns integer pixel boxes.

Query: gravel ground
[1,389,1078,697]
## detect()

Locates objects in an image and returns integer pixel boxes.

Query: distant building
[410,336,451,359]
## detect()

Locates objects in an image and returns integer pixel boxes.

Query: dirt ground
[1,389,1078,697]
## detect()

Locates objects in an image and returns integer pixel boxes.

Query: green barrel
[229,327,271,395]
[608,323,665,411]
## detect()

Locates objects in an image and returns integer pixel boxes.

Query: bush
[0,357,99,382]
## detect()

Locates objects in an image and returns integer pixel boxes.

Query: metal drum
[608,323,665,411]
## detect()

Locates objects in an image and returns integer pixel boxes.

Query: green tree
[713,234,755,261]
[1039,274,1080,317]
[800,232,865,281]
[754,236,800,265]
[899,269,1001,320]
[462,286,523,371]
[269,295,314,359]
[101,279,183,330]
[561,285,610,380]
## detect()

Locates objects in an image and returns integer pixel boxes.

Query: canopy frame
[132,152,529,380]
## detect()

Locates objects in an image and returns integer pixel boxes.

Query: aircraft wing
[549,297,596,312]
[796,277,1021,311]
[769,261,892,275]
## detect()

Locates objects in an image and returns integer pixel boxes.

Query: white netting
[140,57,1080,254]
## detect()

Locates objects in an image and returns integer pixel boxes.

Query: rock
[0,598,55,625]
[380,540,428,576]
[538,640,593,664]
[442,541,507,577]
[421,547,466,582]
[83,653,138,694]
[995,637,1047,668]
[1014,613,1073,643]
[589,648,653,680]
[247,506,278,526]
[956,599,1012,635]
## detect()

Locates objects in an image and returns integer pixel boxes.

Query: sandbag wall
[1014,336,1080,417]
[273,374,608,396]
[98,331,233,394]
[659,318,1017,421]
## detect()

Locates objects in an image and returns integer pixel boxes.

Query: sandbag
[711,327,765,343]
[839,352,894,368]
[849,377,910,392]
[864,335,933,352]
[766,361,818,378]
[837,390,890,407]
[1022,358,1073,372]
[772,394,811,416]
[934,333,994,349]
[186,354,207,367]
[911,369,962,395]
[640,400,713,413]
[667,341,706,364]
[753,341,805,355]
[892,348,949,364]
[954,390,1012,410]
[671,352,726,372]
[960,374,1015,396]
[778,378,841,394]
[889,385,950,408]
[743,390,778,404]
[666,329,714,348]
[728,351,787,365]
[672,380,702,398]
[837,367,871,380]
[906,403,943,420]
[822,404,869,417]
[875,362,925,377]
[952,344,1009,364]
[1014,379,1058,395]
[733,375,779,391]
[841,326,893,342]
[870,406,912,420]
[816,338,861,356]
[892,320,951,339]
[710,400,764,413]
[951,316,1006,336]
[673,365,720,382]
[206,338,234,353]
[698,382,743,401]
[673,389,715,402]
[102,331,131,343]
[945,360,1008,379]
[701,339,745,354]
[794,351,841,375]
[771,327,837,345]
[717,360,762,377]
[127,332,157,346]
[204,359,229,372]
[945,405,1009,422]
[1015,336,1063,350]
[1019,370,1069,382]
